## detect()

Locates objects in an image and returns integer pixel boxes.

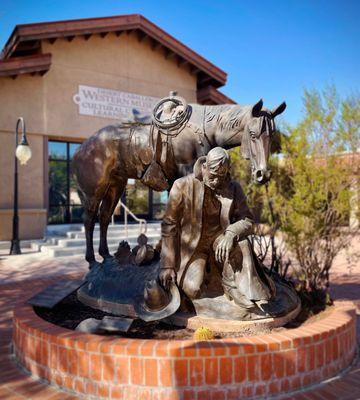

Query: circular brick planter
[13,302,356,399]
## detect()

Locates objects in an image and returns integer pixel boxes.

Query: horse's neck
[193,104,248,150]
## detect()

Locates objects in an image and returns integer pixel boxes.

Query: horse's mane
[191,103,275,133]
[202,104,252,132]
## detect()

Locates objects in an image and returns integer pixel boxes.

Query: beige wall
[0,74,46,134]
[0,32,198,240]
[0,132,44,209]
[42,32,197,139]
[0,209,47,240]
[0,132,46,240]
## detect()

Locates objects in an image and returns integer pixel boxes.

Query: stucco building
[0,14,234,241]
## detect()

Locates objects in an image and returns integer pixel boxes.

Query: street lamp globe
[15,143,32,165]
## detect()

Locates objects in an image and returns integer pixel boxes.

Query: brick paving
[0,237,359,399]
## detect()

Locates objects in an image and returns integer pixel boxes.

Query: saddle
[139,92,191,191]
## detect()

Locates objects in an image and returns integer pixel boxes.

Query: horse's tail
[71,154,90,211]
[76,185,88,210]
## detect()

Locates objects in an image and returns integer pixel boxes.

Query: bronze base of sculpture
[77,257,300,330]
[164,277,301,333]
[191,273,300,320]
[164,300,301,333]
[77,257,160,318]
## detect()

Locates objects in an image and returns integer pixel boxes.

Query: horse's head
[242,99,286,184]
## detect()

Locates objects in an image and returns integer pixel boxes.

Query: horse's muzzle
[253,169,271,184]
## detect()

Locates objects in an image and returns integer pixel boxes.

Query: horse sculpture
[72,97,286,264]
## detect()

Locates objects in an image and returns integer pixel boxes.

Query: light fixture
[10,117,32,255]
[15,137,32,165]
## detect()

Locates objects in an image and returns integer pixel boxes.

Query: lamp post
[10,117,32,255]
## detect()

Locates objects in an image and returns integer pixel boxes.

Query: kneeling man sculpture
[160,147,275,312]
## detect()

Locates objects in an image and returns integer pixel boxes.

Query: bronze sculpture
[77,146,299,324]
[76,93,299,328]
[72,94,286,264]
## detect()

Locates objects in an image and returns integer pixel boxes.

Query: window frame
[48,140,83,224]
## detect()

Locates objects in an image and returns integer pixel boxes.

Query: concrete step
[46,224,82,236]
[7,222,162,257]
[57,233,161,248]
[31,240,50,251]
[67,223,161,239]
[81,222,161,233]
[41,238,159,257]
[69,228,161,239]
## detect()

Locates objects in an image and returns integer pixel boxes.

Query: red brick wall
[12,302,356,399]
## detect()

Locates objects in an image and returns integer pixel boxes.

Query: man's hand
[215,231,236,263]
[159,268,177,291]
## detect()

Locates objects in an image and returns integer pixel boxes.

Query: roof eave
[1,14,227,87]
[0,53,51,77]
[197,85,236,105]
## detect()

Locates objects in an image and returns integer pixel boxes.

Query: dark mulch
[34,292,276,339]
[34,291,332,340]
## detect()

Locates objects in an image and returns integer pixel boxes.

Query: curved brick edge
[12,302,356,400]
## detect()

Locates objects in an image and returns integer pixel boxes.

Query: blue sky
[1,0,359,125]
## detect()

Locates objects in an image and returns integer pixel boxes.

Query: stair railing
[111,200,147,238]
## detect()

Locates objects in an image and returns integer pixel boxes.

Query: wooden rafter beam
[177,58,189,68]
[190,65,201,75]
[136,30,146,42]
[151,40,162,51]
[165,49,177,60]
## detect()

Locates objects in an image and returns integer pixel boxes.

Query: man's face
[203,162,229,191]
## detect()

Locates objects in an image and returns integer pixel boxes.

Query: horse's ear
[251,99,263,117]
[271,102,286,118]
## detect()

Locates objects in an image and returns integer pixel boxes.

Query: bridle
[243,114,274,174]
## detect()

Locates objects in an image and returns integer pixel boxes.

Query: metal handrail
[111,200,147,238]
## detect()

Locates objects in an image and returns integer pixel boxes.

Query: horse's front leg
[98,182,126,260]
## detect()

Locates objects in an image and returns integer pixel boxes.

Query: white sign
[73,85,159,120]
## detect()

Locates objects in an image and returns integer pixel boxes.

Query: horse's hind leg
[98,181,126,260]
[82,196,101,265]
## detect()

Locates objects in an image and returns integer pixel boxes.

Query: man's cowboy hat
[134,279,180,322]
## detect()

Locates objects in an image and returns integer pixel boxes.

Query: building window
[48,140,168,224]
[152,190,168,220]
[48,140,83,224]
